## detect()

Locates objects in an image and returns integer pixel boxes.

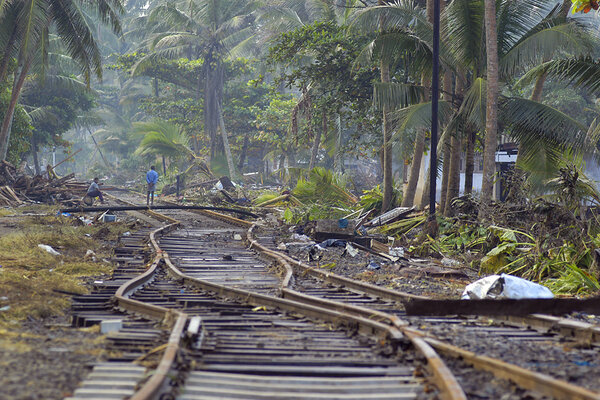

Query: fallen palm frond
[293,167,358,206]
[255,193,303,207]
[378,215,426,236]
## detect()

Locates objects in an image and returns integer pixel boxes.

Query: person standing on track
[146,166,159,206]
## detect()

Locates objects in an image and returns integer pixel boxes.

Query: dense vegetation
[1,0,600,294]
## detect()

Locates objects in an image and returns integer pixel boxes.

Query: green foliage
[133,119,193,159]
[1,86,32,163]
[358,184,402,214]
[293,167,357,207]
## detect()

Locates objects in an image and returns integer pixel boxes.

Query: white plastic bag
[461,273,554,300]
[38,244,60,256]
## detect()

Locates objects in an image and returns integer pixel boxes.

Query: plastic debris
[441,257,460,267]
[84,250,97,262]
[461,274,554,300]
[38,244,60,256]
[0,306,10,311]
[345,243,359,257]
[277,243,287,250]
[318,239,347,248]
[122,231,131,237]
[291,233,312,243]
[367,260,381,270]
[389,247,405,258]
[338,218,349,228]
[233,234,242,241]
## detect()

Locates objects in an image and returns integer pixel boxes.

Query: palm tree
[352,0,595,212]
[0,0,124,161]
[132,0,258,177]
[479,0,499,215]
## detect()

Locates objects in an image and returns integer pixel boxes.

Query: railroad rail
[64,193,600,400]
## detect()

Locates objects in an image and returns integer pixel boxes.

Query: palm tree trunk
[333,114,344,174]
[439,137,451,212]
[464,130,475,194]
[217,103,235,178]
[401,128,425,207]
[480,0,500,216]
[444,134,461,216]
[237,132,249,170]
[309,112,325,170]
[31,136,40,175]
[204,56,219,160]
[381,60,394,212]
[162,155,167,175]
[439,66,454,211]
[0,59,31,161]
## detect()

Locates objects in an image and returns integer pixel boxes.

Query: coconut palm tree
[350,0,595,211]
[0,0,124,161]
[131,0,259,177]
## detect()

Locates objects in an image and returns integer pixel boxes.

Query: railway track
[64,193,600,400]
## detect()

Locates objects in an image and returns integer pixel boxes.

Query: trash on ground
[309,218,357,241]
[102,214,116,223]
[233,234,242,241]
[291,233,312,243]
[441,257,461,267]
[461,274,554,300]
[122,231,131,237]
[364,206,415,227]
[345,242,359,257]
[389,247,405,258]
[38,244,60,256]
[367,260,381,270]
[0,305,10,311]
[277,243,287,250]
[318,239,347,248]
[84,250,97,261]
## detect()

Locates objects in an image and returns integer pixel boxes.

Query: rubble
[0,161,88,206]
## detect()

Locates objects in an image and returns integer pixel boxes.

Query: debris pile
[0,161,87,206]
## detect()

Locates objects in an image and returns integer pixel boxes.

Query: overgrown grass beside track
[0,210,134,325]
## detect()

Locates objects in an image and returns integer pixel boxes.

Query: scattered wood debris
[0,161,87,206]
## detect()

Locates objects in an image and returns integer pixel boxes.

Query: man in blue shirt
[146,166,159,206]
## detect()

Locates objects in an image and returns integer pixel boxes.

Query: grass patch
[0,214,135,326]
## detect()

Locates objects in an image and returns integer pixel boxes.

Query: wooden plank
[405,296,600,316]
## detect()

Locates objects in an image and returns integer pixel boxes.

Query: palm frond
[373,82,425,110]
[500,97,588,168]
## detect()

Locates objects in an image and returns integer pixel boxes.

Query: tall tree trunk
[464,130,475,194]
[217,103,235,178]
[480,0,500,216]
[309,112,325,170]
[162,155,167,175]
[0,59,31,161]
[439,68,454,212]
[445,135,461,216]
[333,114,344,174]
[205,55,222,160]
[401,129,425,207]
[444,73,464,215]
[153,77,159,97]
[237,132,249,170]
[379,0,394,212]
[439,137,451,212]
[381,60,394,212]
[403,0,434,209]
[31,136,40,175]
